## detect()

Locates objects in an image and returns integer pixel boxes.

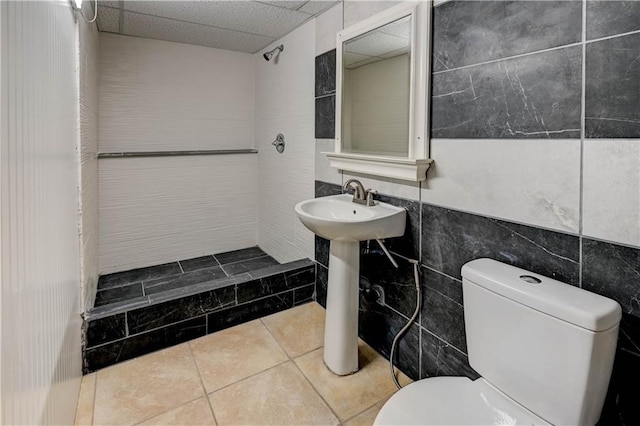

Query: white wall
[99,33,255,152]
[255,21,316,263]
[99,155,258,274]
[79,3,100,310]
[0,1,82,423]
[98,34,258,273]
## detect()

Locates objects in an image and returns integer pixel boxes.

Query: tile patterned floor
[75,302,410,426]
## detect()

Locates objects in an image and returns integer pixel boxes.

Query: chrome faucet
[343,179,377,206]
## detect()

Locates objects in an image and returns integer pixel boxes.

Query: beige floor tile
[189,320,288,393]
[75,373,96,425]
[93,344,204,426]
[294,341,410,421]
[138,397,216,425]
[209,362,339,425]
[261,302,325,358]
[343,399,387,426]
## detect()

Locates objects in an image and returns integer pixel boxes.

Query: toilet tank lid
[461,259,622,332]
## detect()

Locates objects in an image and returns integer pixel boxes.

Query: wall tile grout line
[431,27,640,78]
[432,41,583,76]
[314,92,336,100]
[578,0,587,288]
[584,27,640,45]
[418,180,423,379]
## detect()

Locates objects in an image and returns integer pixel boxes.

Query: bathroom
[1,0,639,424]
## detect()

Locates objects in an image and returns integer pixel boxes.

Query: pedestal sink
[295,194,406,375]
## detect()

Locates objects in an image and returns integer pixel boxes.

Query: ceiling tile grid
[96,1,339,53]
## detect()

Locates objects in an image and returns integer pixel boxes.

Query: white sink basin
[295,194,406,241]
[295,193,407,376]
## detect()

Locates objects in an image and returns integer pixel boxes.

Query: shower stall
[82,19,317,372]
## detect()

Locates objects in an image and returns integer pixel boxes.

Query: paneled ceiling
[96,0,340,53]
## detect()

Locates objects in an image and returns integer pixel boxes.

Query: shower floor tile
[76,302,408,426]
[94,246,278,308]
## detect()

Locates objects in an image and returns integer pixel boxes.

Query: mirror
[341,15,412,157]
[328,2,432,182]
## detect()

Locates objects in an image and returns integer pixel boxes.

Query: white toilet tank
[462,259,621,426]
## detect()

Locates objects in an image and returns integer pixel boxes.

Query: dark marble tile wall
[584,238,640,426]
[421,203,581,285]
[430,1,583,139]
[586,0,640,40]
[315,96,335,139]
[430,0,640,140]
[431,46,582,139]
[313,180,640,422]
[585,32,640,138]
[83,258,315,373]
[314,49,336,139]
[315,49,336,97]
[432,0,582,72]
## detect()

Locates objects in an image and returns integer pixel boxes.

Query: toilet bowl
[375,259,621,426]
[376,376,549,425]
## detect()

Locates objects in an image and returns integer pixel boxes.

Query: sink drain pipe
[374,240,422,390]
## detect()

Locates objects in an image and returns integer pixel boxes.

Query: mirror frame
[326,1,433,182]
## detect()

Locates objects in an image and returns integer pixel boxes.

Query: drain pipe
[374,240,422,390]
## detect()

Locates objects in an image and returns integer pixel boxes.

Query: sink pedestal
[324,240,360,375]
[294,193,406,376]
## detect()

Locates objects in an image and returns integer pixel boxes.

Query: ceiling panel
[97,6,120,33]
[257,1,308,10]
[97,0,121,8]
[298,1,337,15]
[122,11,275,53]
[122,1,311,38]
[96,0,339,53]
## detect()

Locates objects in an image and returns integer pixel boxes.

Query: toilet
[375,258,622,426]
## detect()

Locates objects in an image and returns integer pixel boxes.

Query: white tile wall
[316,2,343,55]
[98,155,258,273]
[583,139,640,247]
[315,139,343,185]
[343,0,400,29]
[99,33,255,152]
[422,139,581,233]
[79,10,100,311]
[0,1,82,423]
[97,34,259,273]
[255,22,316,263]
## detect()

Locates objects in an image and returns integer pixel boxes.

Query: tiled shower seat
[83,247,315,373]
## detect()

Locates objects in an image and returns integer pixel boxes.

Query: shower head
[263,44,284,61]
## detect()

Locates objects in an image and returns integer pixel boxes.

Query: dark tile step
[220,255,280,276]
[179,255,218,272]
[98,262,182,290]
[86,258,315,321]
[144,266,227,296]
[94,283,144,307]
[95,246,277,309]
[214,246,268,265]
[83,258,316,374]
